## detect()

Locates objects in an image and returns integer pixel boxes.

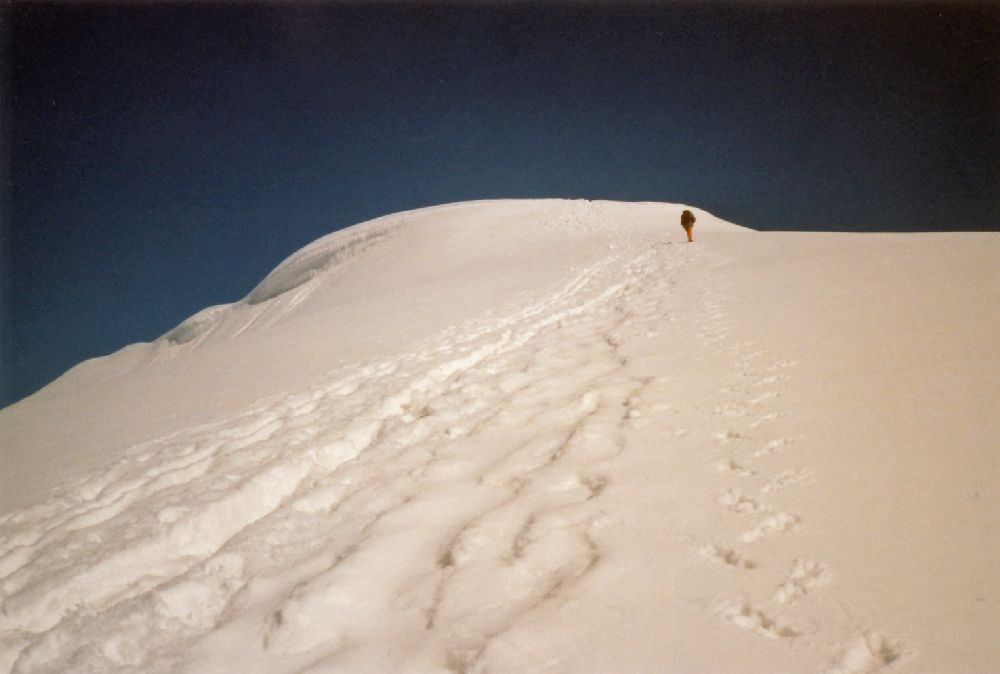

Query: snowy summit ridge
[163,200,740,348]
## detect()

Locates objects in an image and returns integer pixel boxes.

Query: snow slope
[0,200,997,673]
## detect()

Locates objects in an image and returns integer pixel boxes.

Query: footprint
[760,469,809,494]
[718,599,799,639]
[752,437,794,458]
[715,458,757,477]
[773,558,829,603]
[749,391,778,406]
[625,407,650,429]
[551,473,609,501]
[825,632,901,673]
[582,474,609,500]
[749,412,779,428]
[741,512,800,543]
[712,430,747,443]
[753,374,785,386]
[717,489,766,514]
[698,543,757,570]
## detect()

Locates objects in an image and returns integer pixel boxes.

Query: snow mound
[5,199,991,674]
[162,209,415,346]
[245,217,402,305]
[164,305,232,345]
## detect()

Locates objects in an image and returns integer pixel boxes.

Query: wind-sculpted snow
[164,305,232,345]
[163,215,406,345]
[0,232,650,672]
[246,223,397,305]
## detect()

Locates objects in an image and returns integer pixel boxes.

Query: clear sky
[3,1,998,407]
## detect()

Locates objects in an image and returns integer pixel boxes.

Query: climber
[680,209,696,242]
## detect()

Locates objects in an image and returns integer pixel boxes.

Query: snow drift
[0,200,996,673]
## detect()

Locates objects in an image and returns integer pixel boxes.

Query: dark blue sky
[3,2,998,406]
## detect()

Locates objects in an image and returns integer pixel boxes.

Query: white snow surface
[1,199,997,673]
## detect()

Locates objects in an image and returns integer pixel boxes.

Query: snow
[1,199,997,673]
